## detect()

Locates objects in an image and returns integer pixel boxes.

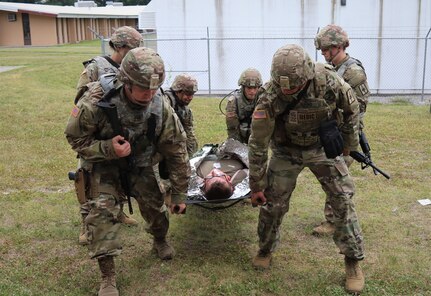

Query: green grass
[0,43,430,296]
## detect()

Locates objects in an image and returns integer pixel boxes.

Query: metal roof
[0,1,145,18]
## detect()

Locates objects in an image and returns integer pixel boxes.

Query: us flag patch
[253,110,267,119]
[71,105,80,118]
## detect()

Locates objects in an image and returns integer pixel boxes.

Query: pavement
[0,66,24,73]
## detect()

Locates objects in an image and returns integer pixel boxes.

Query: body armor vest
[165,89,190,126]
[274,64,337,147]
[336,56,365,77]
[90,56,120,78]
[99,75,163,167]
[234,91,256,139]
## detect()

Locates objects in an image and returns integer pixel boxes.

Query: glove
[318,120,344,159]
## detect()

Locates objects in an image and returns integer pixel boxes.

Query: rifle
[96,100,134,214]
[350,150,391,179]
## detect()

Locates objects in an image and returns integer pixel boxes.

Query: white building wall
[146,0,431,94]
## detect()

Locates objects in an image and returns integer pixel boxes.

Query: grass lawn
[0,42,430,296]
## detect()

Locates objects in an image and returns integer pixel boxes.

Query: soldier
[65,47,190,296]
[313,24,371,236]
[164,74,199,157]
[74,26,143,245]
[75,26,143,102]
[225,68,262,143]
[249,44,365,294]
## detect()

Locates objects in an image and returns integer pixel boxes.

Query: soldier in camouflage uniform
[313,24,371,236]
[74,26,143,245]
[65,47,190,296]
[164,74,199,157]
[75,26,143,102]
[249,44,365,294]
[225,68,262,143]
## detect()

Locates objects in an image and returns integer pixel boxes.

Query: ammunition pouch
[318,120,344,159]
[68,168,89,204]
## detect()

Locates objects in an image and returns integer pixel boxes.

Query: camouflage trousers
[322,118,364,223]
[258,146,364,260]
[85,165,169,259]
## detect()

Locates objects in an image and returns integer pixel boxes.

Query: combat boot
[98,256,119,296]
[312,221,336,236]
[152,237,175,260]
[252,250,272,270]
[78,218,88,245]
[118,211,138,226]
[345,257,365,294]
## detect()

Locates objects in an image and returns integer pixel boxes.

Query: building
[0,1,145,46]
[143,0,431,94]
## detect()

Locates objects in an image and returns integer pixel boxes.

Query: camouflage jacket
[65,81,190,203]
[164,88,198,157]
[248,63,360,192]
[225,89,256,143]
[333,54,370,113]
[74,56,120,103]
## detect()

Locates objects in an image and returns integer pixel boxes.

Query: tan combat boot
[118,211,138,226]
[152,238,175,260]
[252,250,272,270]
[345,257,365,294]
[78,218,88,245]
[312,221,336,236]
[98,256,119,296]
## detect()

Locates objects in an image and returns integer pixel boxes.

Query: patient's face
[204,169,232,194]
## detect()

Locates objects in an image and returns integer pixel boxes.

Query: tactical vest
[336,56,365,77]
[234,90,256,140]
[99,74,163,167]
[165,88,190,127]
[85,56,120,78]
[274,63,337,147]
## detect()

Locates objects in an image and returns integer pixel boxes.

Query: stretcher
[186,143,251,210]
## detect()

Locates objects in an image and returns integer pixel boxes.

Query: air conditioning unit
[8,13,17,22]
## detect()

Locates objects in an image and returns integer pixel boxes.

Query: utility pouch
[318,120,344,159]
[68,168,88,204]
[158,160,169,180]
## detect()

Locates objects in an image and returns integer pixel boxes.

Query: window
[8,13,17,22]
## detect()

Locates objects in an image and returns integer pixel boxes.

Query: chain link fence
[102,28,431,101]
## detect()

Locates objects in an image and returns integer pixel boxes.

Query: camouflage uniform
[65,48,190,259]
[226,68,262,143]
[315,24,371,227]
[75,26,142,102]
[164,74,198,157]
[249,45,364,260]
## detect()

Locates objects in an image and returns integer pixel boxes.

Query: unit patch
[347,88,355,105]
[357,83,370,96]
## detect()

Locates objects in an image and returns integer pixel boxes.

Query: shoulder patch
[71,105,80,118]
[347,88,355,105]
[253,110,267,119]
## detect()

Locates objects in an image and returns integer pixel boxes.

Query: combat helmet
[238,68,262,87]
[118,47,165,89]
[171,74,198,93]
[270,44,315,90]
[314,24,350,50]
[110,26,143,49]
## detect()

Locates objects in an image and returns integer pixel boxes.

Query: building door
[22,13,31,45]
